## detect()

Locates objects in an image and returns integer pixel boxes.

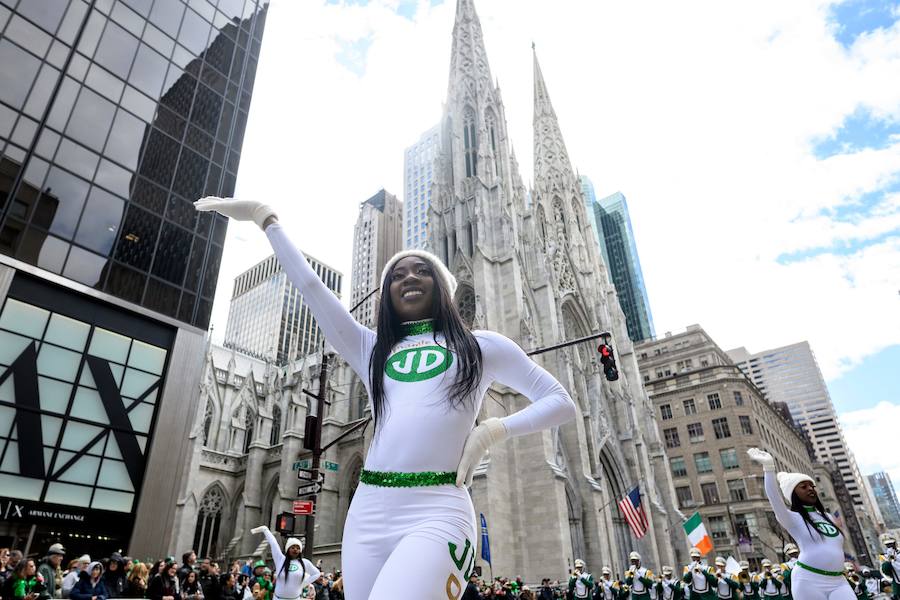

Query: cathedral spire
[533,47,574,183]
[447,0,494,103]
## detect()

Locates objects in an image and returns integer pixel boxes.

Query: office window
[660,404,672,420]
[670,457,687,478]
[687,422,704,443]
[694,452,712,473]
[664,427,680,448]
[712,417,731,439]
[701,482,720,504]
[708,393,722,410]
[683,398,696,415]
[720,447,739,470]
[728,479,747,501]
[739,415,753,435]
[733,391,744,406]
[708,515,729,540]
[675,486,693,508]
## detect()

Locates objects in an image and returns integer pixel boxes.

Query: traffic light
[598,343,619,381]
[276,512,296,535]
[303,414,319,450]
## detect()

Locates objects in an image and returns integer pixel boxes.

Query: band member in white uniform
[194,198,576,599]
[683,548,716,600]
[569,559,595,600]
[713,557,739,600]
[657,567,683,600]
[628,552,655,600]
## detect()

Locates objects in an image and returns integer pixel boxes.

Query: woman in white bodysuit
[747,448,854,600]
[194,198,577,599]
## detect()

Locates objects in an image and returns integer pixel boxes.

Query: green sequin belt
[359,469,457,487]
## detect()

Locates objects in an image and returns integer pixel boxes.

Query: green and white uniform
[570,571,596,599]
[266,223,576,599]
[882,551,900,600]
[683,564,717,600]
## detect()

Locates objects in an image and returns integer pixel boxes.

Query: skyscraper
[580,175,599,239]
[350,189,401,327]
[868,472,900,529]
[0,0,268,558]
[727,343,872,515]
[402,123,440,249]
[224,252,342,365]
[590,191,655,342]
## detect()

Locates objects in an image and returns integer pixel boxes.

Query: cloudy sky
[211,0,900,492]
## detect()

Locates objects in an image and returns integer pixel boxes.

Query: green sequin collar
[359,469,456,487]
[400,319,436,336]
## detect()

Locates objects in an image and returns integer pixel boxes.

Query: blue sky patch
[776,226,900,264]
[335,35,374,76]
[828,0,899,48]
[326,0,443,17]
[830,344,900,413]
[813,108,900,159]
[819,178,900,222]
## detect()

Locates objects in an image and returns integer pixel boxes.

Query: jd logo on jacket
[815,522,839,537]
[385,346,453,382]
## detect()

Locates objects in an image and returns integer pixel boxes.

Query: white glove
[456,417,508,487]
[194,196,277,230]
[250,526,269,534]
[747,447,775,471]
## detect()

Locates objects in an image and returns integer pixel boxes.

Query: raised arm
[251,526,284,571]
[194,198,374,378]
[478,330,577,437]
[747,448,796,530]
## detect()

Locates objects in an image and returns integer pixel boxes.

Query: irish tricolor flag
[683,511,713,555]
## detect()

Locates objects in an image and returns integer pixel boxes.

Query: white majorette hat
[285,537,304,553]
[777,472,815,502]
[380,250,457,298]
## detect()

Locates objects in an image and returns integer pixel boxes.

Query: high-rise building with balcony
[0,0,268,558]
[868,471,900,529]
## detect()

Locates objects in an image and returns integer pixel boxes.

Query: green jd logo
[815,522,839,537]
[385,345,453,382]
[288,564,299,572]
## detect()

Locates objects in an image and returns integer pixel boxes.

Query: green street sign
[324,461,339,472]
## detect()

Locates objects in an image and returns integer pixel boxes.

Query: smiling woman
[193,196,577,599]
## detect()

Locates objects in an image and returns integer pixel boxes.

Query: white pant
[791,567,856,600]
[341,482,477,599]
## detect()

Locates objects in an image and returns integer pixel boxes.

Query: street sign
[324,461,339,472]
[297,470,325,483]
[293,500,314,515]
[297,482,322,497]
[292,459,312,471]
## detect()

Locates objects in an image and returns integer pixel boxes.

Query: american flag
[618,485,649,539]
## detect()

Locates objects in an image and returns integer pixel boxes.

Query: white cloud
[210,0,900,381]
[841,401,900,494]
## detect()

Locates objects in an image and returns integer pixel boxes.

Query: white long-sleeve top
[266,223,576,472]
[764,470,845,574]
[261,528,320,598]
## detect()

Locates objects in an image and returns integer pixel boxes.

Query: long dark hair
[277,545,304,586]
[791,491,841,539]
[368,257,482,432]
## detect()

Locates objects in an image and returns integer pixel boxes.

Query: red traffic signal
[597,343,619,382]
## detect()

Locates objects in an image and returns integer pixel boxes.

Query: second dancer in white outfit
[747,448,854,600]
[194,197,578,599]
[251,526,320,600]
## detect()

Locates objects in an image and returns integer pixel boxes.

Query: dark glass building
[0,0,268,558]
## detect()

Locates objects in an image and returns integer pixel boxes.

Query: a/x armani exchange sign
[0,278,173,527]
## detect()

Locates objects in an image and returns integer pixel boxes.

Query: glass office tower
[0,0,268,558]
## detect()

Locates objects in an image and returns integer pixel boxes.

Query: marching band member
[683,548,717,600]
[597,567,619,600]
[626,552,655,600]
[656,567,683,600]
[713,558,740,600]
[881,534,900,600]
[782,543,800,600]
[757,559,784,600]
[569,559,596,600]
[738,560,760,600]
[844,563,868,600]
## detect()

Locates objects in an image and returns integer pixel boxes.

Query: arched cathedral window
[242,406,255,454]
[202,401,214,446]
[193,487,224,559]
[269,404,282,446]
[456,286,476,327]
[463,108,477,177]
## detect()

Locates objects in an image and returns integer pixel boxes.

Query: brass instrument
[847,572,861,586]
[738,573,750,583]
